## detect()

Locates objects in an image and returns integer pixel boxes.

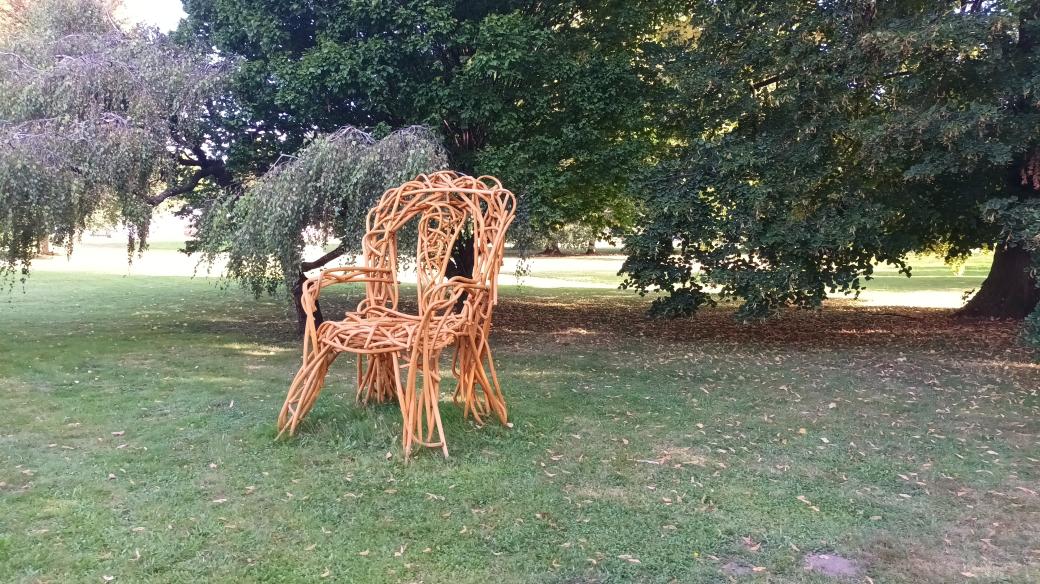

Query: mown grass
[1,270,1037,583]
[525,251,994,294]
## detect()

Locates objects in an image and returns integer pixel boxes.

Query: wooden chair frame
[277,171,516,458]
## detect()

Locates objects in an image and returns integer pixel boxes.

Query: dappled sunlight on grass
[854,290,972,309]
[219,343,295,356]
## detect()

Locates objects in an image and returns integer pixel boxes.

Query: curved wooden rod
[277,171,516,459]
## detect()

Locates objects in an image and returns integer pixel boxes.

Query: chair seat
[316,309,466,354]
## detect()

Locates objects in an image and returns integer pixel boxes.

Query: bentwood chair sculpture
[277,171,516,458]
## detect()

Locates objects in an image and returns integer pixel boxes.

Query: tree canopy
[5,0,1040,344]
[0,0,227,282]
[621,0,1040,325]
[0,0,448,318]
[193,126,447,299]
[177,0,675,241]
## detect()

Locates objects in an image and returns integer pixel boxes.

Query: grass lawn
[524,251,995,296]
[1,269,1038,583]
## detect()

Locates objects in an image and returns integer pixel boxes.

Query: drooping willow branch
[192,125,449,329]
[0,0,229,281]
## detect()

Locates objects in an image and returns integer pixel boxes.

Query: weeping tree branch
[301,244,346,272]
[192,125,448,333]
[0,0,230,281]
[143,163,224,205]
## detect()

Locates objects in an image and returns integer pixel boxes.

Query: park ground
[1,235,1038,583]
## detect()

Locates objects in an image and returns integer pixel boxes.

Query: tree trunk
[958,244,1039,319]
[36,235,56,256]
[292,245,346,335]
[446,234,475,313]
[541,241,563,256]
[292,272,325,335]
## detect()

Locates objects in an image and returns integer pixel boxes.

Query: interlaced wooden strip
[276,171,517,458]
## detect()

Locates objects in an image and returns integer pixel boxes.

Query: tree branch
[300,244,346,272]
[143,168,210,205]
[751,73,789,90]
[751,69,914,92]
[293,244,347,334]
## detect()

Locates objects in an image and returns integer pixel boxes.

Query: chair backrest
[359,171,516,316]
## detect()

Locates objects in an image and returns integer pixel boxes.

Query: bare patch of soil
[803,553,862,579]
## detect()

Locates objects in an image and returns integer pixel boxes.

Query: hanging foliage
[193,126,448,299]
[0,0,228,283]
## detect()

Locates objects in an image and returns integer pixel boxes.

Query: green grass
[862,253,993,294]
[86,239,190,252]
[1,271,1037,583]
[523,251,995,294]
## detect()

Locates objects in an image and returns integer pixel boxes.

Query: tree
[0,0,228,283]
[176,0,674,249]
[621,0,1040,323]
[0,0,449,330]
[984,196,1040,344]
[193,126,448,330]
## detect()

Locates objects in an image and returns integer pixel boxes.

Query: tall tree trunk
[541,240,563,256]
[446,234,475,313]
[36,235,55,256]
[292,272,325,335]
[958,244,1039,318]
[292,245,345,335]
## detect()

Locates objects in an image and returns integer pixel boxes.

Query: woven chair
[277,171,516,458]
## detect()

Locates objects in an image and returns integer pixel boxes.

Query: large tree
[621,0,1040,323]
[0,0,229,281]
[176,0,675,250]
[193,125,448,330]
[0,0,448,328]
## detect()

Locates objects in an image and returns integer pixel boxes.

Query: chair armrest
[301,266,395,310]
[300,266,396,354]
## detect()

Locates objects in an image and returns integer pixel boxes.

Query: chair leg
[278,345,337,437]
[356,353,399,405]
[452,334,507,427]
[402,345,449,459]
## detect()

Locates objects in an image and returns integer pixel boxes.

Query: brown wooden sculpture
[277,171,516,458]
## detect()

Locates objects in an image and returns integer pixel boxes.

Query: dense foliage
[622,0,1040,321]
[8,0,1040,339]
[0,0,227,282]
[177,0,674,241]
[194,126,447,297]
